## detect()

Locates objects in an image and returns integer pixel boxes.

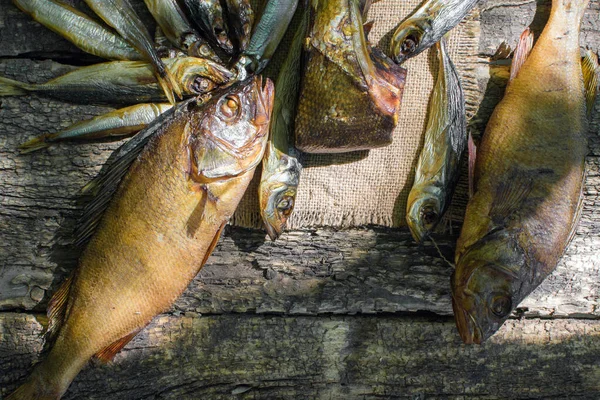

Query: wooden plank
[2,313,600,399]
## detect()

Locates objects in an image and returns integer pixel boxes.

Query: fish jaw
[451,294,482,344]
[390,24,427,64]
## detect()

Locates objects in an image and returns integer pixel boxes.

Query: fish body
[451,0,591,344]
[295,0,406,153]
[84,0,182,103]
[406,38,466,243]
[223,0,255,52]
[142,0,220,62]
[239,0,299,74]
[6,76,274,400]
[0,57,233,106]
[183,0,234,54]
[19,103,173,153]
[11,0,142,61]
[258,6,307,240]
[390,0,479,64]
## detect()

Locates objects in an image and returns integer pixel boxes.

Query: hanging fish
[19,103,173,154]
[83,0,182,104]
[0,57,233,106]
[237,0,299,74]
[406,37,466,243]
[6,76,274,400]
[295,0,406,153]
[143,0,220,62]
[390,0,479,65]
[451,0,597,344]
[258,7,308,240]
[11,0,142,61]
[222,0,255,52]
[183,0,234,54]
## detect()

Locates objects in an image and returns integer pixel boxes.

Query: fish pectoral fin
[47,275,73,339]
[186,184,220,237]
[582,49,599,119]
[509,28,534,82]
[95,329,141,363]
[489,173,533,224]
[468,132,477,198]
[200,221,227,267]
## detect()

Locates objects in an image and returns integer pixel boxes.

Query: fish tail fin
[0,76,32,96]
[510,28,534,82]
[5,371,61,400]
[19,134,54,154]
[582,49,599,118]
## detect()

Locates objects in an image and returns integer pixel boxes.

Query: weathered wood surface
[1,0,600,398]
[3,313,600,399]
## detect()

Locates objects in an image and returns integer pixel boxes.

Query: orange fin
[468,132,477,199]
[47,275,72,338]
[201,221,227,267]
[95,330,140,363]
[582,49,599,119]
[510,28,534,82]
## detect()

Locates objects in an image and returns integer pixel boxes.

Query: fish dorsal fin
[510,28,534,82]
[582,49,599,118]
[489,173,533,224]
[74,100,191,246]
[95,329,141,363]
[46,275,73,339]
[467,132,477,198]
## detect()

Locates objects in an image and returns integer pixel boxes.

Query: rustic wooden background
[1,0,599,398]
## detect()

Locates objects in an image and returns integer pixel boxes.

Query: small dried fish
[0,57,233,106]
[84,0,182,104]
[11,0,142,61]
[183,0,234,54]
[406,38,466,243]
[258,7,308,240]
[143,0,220,62]
[222,0,254,52]
[19,103,173,153]
[390,0,479,64]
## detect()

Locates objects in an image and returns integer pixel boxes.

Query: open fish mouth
[451,295,482,344]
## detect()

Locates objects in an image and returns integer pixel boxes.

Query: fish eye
[401,33,420,55]
[490,296,512,318]
[192,77,215,94]
[277,197,294,216]
[219,96,240,119]
[420,206,438,227]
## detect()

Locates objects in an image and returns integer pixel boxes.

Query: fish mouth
[264,221,283,241]
[390,26,423,64]
[451,295,482,344]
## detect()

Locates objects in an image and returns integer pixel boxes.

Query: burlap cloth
[232,1,481,229]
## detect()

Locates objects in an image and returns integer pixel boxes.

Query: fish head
[451,229,527,344]
[258,143,302,241]
[189,76,274,180]
[390,18,432,64]
[172,58,235,97]
[406,185,443,243]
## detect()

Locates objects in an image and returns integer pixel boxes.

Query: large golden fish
[7,76,274,399]
[451,0,596,344]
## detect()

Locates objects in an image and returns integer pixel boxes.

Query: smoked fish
[295,0,406,153]
[11,0,142,61]
[19,103,173,154]
[451,0,595,344]
[0,57,233,106]
[183,0,234,54]
[258,7,307,240]
[84,0,182,104]
[406,38,466,243]
[390,0,479,65]
[7,76,274,399]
